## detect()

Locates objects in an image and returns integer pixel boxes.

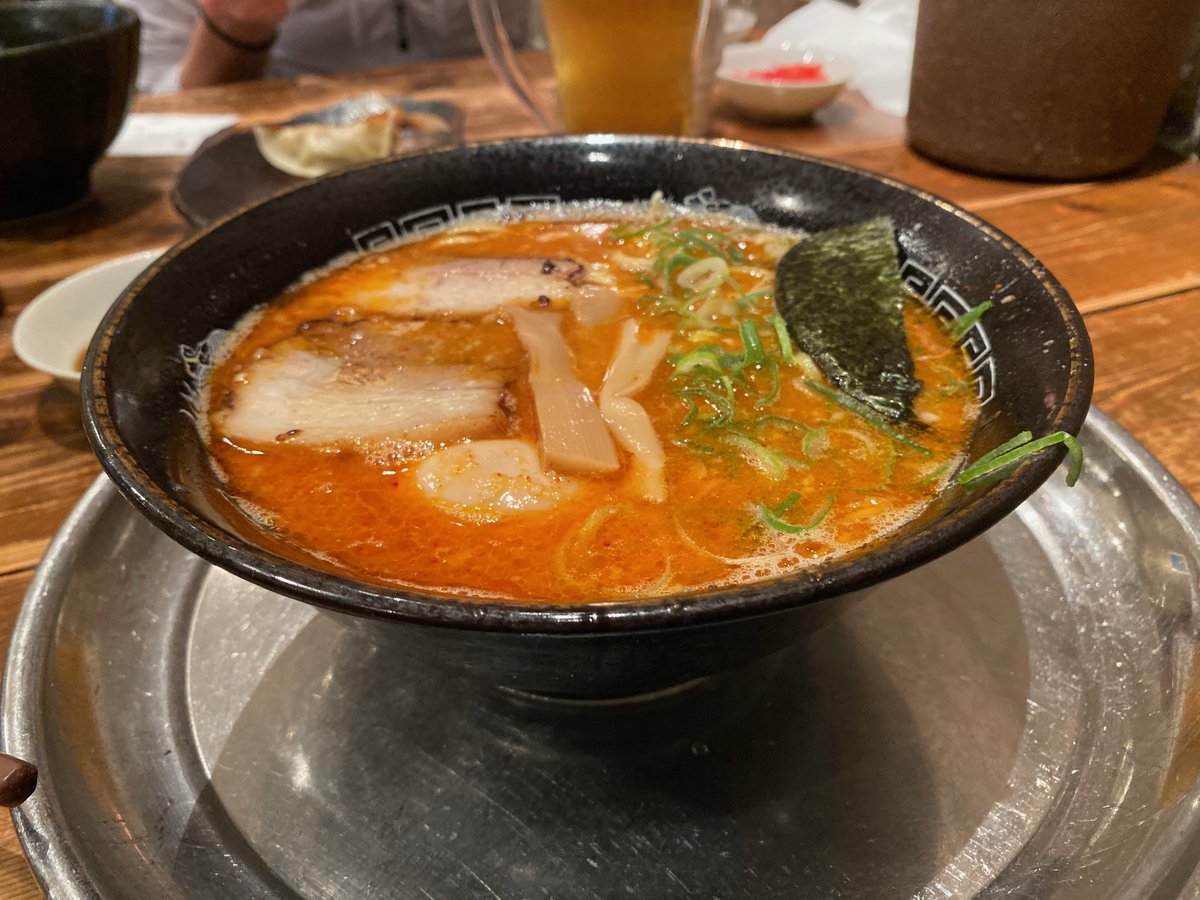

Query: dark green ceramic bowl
[0,1,139,220]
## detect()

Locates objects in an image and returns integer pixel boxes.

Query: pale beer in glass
[540,0,706,134]
[470,0,720,135]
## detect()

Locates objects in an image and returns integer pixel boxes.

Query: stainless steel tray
[5,409,1200,899]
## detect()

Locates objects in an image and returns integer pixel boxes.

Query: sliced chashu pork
[373,256,585,317]
[351,256,621,325]
[214,317,523,448]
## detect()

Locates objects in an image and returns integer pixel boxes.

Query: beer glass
[469,0,725,135]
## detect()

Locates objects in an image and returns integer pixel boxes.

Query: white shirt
[127,0,530,93]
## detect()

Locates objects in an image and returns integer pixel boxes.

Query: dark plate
[171,97,464,228]
[83,136,1093,697]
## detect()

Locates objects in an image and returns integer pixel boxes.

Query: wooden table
[2,56,1199,895]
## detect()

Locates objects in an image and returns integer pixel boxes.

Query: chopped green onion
[868,461,948,492]
[767,315,795,365]
[610,218,672,241]
[753,359,781,409]
[759,493,835,534]
[720,274,745,295]
[880,441,898,485]
[802,426,830,458]
[755,415,811,434]
[947,300,993,342]
[675,231,731,261]
[655,252,700,287]
[909,462,948,487]
[673,307,709,331]
[678,386,734,427]
[804,380,932,457]
[958,431,1084,487]
[677,364,727,383]
[679,398,699,427]
[970,431,1032,468]
[771,492,802,516]
[716,350,744,370]
[720,433,797,481]
[672,438,716,454]
[738,320,767,367]
[677,228,745,263]
[638,293,674,316]
[718,374,736,407]
[735,291,773,313]
[670,347,724,375]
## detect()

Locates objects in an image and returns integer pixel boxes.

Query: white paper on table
[107,113,240,157]
[763,0,919,117]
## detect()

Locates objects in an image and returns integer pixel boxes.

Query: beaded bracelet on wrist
[200,10,277,53]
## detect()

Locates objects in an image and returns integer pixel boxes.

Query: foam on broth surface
[202,208,978,603]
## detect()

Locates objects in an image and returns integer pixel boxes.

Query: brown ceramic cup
[907,0,1200,180]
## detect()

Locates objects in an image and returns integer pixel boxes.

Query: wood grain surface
[1,54,1198,896]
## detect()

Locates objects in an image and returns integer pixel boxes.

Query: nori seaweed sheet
[775,217,921,422]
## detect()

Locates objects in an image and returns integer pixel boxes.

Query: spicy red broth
[203,212,978,602]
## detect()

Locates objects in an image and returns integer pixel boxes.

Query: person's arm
[179,0,289,88]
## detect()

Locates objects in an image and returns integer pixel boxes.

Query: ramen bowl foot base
[320,590,864,701]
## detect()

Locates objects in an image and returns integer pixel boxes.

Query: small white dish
[13,248,165,391]
[717,41,850,122]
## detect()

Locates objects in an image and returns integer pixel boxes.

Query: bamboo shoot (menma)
[599,320,671,502]
[508,307,619,474]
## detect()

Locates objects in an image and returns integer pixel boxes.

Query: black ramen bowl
[0,0,139,220]
[82,137,1093,698]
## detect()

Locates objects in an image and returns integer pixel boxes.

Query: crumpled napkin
[763,0,918,117]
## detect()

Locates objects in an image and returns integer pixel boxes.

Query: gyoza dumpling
[253,107,397,178]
